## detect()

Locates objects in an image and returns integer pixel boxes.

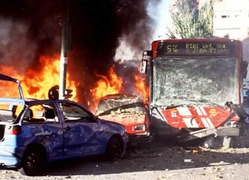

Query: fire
[90,64,149,111]
[91,66,123,101]
[0,55,78,100]
[134,72,149,103]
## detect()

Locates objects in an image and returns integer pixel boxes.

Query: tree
[167,0,213,38]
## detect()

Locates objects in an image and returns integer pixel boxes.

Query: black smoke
[0,0,160,107]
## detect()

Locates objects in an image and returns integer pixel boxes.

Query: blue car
[0,74,128,176]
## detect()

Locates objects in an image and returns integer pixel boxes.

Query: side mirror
[139,59,148,73]
[93,115,99,122]
[139,50,152,73]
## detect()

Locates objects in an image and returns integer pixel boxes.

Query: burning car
[0,74,128,176]
[95,94,151,144]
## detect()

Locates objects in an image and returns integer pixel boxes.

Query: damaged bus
[139,38,248,148]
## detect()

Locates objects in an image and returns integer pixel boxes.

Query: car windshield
[96,96,146,116]
[152,57,239,106]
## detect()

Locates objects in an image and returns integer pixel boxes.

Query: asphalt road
[1,135,249,180]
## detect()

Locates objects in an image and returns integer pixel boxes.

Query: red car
[95,94,152,143]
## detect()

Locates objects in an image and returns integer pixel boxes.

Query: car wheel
[105,136,124,161]
[19,146,46,176]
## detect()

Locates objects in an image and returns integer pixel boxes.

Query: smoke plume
[0,0,162,106]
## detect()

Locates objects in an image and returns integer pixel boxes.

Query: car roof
[24,98,73,105]
[25,99,91,113]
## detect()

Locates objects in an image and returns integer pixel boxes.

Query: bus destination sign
[156,41,236,56]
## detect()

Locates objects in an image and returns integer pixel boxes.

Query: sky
[148,0,171,40]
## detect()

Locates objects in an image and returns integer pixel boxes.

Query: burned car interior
[22,103,58,123]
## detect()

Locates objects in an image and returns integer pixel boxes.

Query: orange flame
[90,65,149,111]
[134,72,149,103]
[90,66,122,101]
[0,55,78,101]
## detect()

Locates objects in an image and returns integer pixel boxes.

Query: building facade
[213,0,249,66]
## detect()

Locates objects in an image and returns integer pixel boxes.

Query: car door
[22,101,64,159]
[58,101,107,157]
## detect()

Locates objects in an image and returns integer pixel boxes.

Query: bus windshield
[152,57,239,106]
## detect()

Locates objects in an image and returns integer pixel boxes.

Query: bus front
[142,38,247,143]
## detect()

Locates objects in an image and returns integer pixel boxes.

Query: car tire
[19,146,46,176]
[105,136,124,161]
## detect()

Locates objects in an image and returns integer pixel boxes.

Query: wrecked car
[95,94,151,144]
[0,74,128,176]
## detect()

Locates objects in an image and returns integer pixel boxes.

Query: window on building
[221,15,229,18]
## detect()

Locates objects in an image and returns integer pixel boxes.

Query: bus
[139,38,248,147]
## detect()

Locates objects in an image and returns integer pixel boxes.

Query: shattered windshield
[96,95,145,116]
[152,57,239,106]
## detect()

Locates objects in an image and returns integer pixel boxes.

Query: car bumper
[0,149,21,167]
[128,133,154,144]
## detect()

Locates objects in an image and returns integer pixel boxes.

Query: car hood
[99,118,126,131]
